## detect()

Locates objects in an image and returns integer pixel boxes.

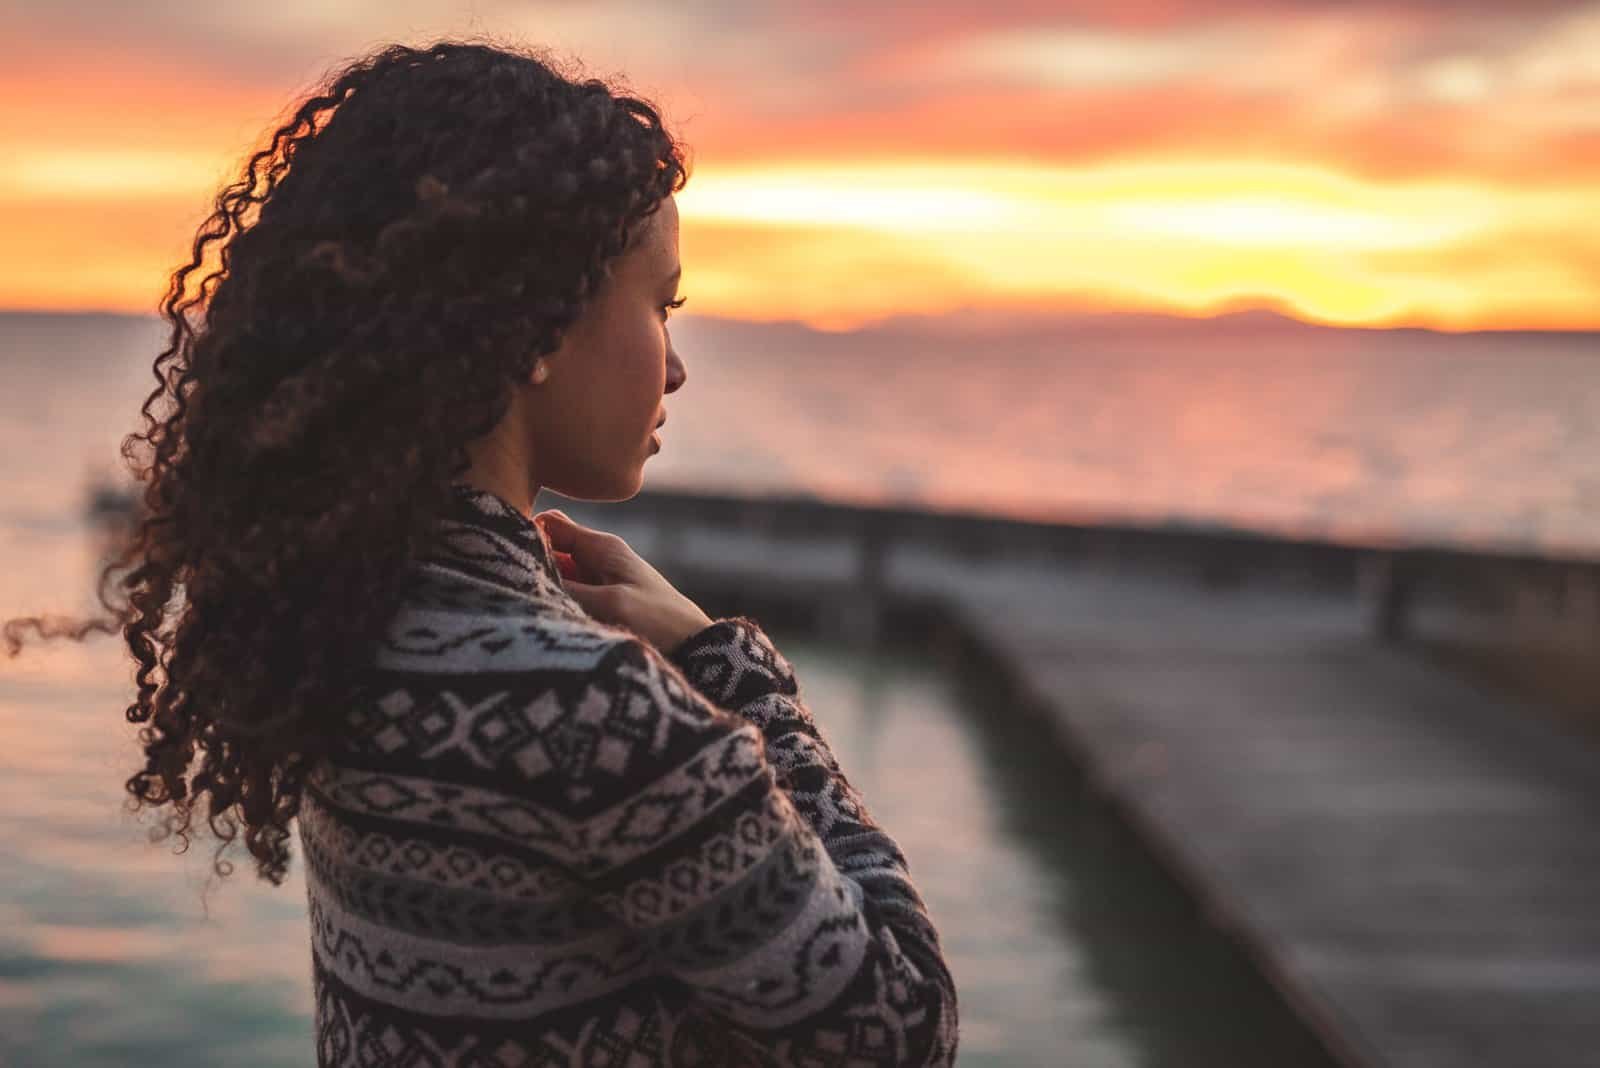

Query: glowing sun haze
[5,0,1600,330]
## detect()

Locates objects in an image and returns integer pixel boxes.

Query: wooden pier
[573,487,1600,1068]
[87,480,1600,1067]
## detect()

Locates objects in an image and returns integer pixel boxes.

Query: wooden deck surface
[893,545,1600,1068]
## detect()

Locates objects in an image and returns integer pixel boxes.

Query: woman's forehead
[625,209,678,277]
[644,199,678,250]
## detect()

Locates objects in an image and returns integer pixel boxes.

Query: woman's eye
[661,296,687,321]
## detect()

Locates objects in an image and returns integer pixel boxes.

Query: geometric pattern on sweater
[306,887,653,1017]
[348,644,748,814]
[297,480,958,1066]
[599,787,793,929]
[297,828,603,947]
[296,787,578,900]
[306,724,770,875]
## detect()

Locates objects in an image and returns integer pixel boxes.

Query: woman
[2,40,957,1066]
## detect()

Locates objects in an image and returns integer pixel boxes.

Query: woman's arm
[569,620,959,1066]
[668,617,949,980]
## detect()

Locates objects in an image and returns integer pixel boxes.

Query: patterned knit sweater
[297,482,959,1066]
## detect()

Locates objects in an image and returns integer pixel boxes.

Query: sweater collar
[424,481,567,602]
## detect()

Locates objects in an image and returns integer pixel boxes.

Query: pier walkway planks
[893,546,1600,1068]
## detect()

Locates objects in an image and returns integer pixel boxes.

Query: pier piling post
[835,513,890,646]
[1362,551,1416,643]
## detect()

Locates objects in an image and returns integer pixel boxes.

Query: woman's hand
[534,509,713,657]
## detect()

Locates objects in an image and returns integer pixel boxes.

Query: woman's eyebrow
[662,265,681,286]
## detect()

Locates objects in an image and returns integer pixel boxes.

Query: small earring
[532,360,548,384]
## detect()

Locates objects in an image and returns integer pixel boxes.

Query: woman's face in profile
[528,195,686,501]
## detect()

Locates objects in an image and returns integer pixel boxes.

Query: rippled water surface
[0,594,1333,1066]
[2,310,1598,559]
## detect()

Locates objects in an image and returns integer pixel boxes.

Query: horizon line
[5,302,1599,339]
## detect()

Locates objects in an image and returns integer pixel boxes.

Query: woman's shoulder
[375,561,640,678]
[325,565,740,810]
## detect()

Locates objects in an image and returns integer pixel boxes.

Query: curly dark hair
[1,37,690,895]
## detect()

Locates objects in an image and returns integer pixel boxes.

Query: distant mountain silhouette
[4,303,1597,345]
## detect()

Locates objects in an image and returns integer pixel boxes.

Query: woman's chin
[596,468,645,503]
[617,459,649,499]
[547,461,645,504]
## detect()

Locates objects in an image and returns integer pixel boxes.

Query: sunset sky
[5,0,1600,331]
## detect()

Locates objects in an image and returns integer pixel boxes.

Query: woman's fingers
[537,511,632,585]
[534,510,578,549]
[535,513,707,651]
[537,514,587,580]
[559,578,618,618]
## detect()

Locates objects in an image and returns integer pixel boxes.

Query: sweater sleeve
[667,618,955,1019]
[573,619,959,1067]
